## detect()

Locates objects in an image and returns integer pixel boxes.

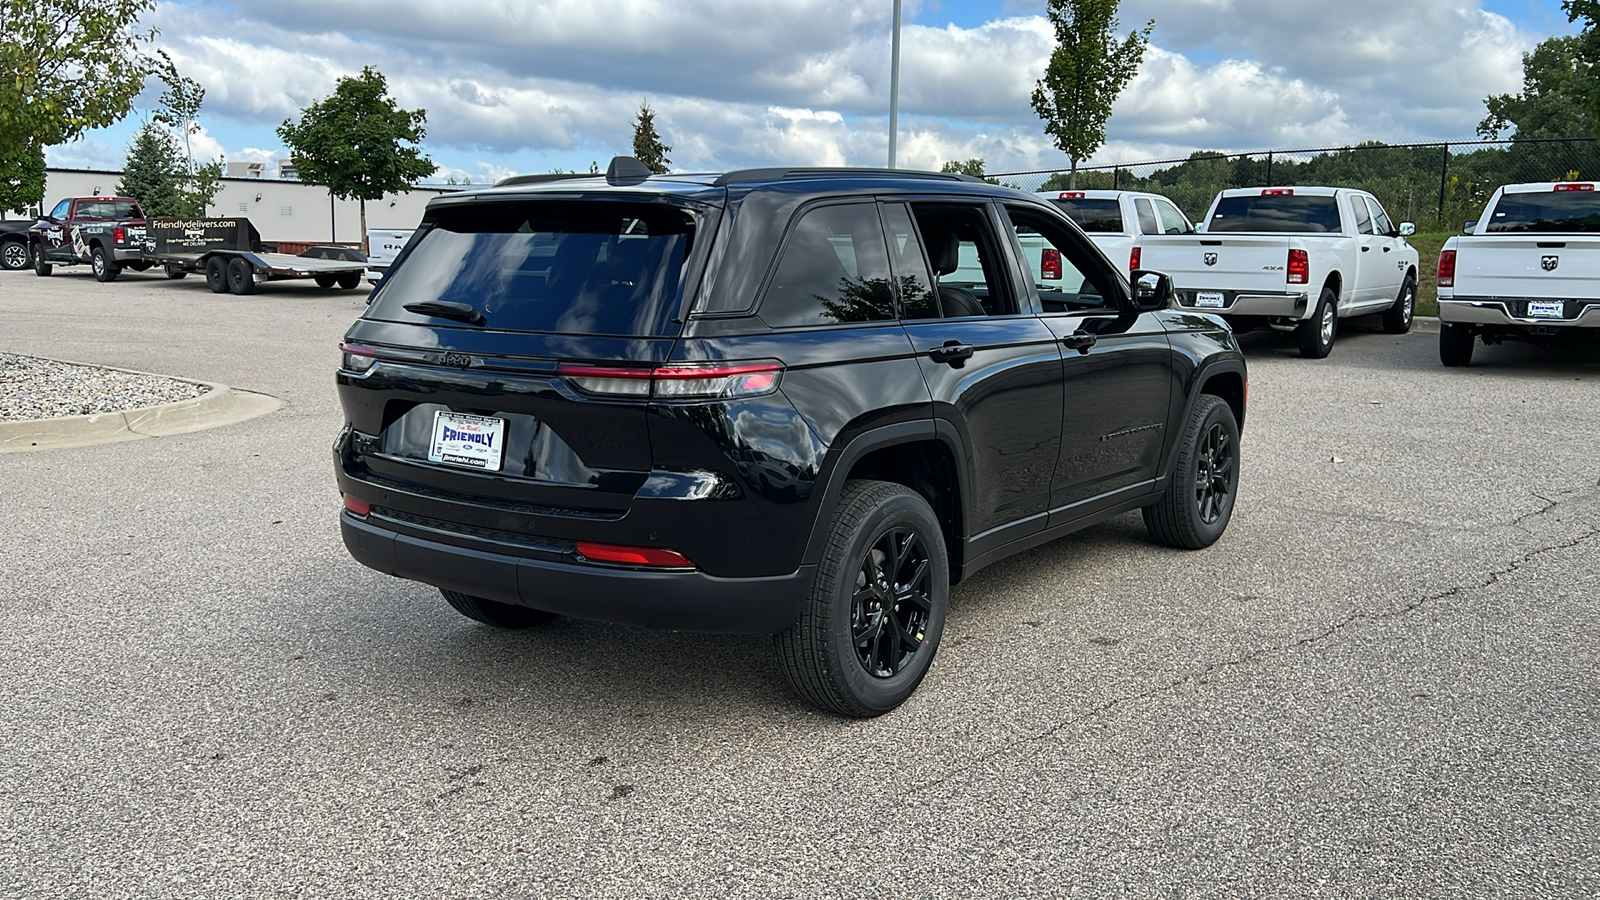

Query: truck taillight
[113,227,125,243]
[1437,249,1456,288]
[1554,183,1594,191]
[1041,248,1062,280]
[558,361,783,400]
[1058,192,1085,199]
[1287,249,1309,284]
[1262,188,1294,196]
[1129,247,1141,272]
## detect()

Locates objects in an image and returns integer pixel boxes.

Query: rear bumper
[1175,289,1310,318]
[342,511,815,634]
[1438,297,1600,329]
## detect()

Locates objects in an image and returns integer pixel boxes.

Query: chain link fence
[992,137,1600,231]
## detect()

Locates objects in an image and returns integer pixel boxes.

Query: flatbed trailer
[144,218,368,294]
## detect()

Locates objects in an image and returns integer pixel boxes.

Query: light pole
[888,0,902,168]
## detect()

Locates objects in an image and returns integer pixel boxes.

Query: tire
[1440,322,1475,367]
[33,245,51,276]
[1382,277,1416,334]
[313,274,337,289]
[1296,287,1337,358]
[205,257,229,293]
[775,480,950,717]
[1143,395,1240,550]
[0,239,27,271]
[165,265,187,280]
[336,272,362,290]
[91,245,119,282]
[440,589,558,629]
[226,257,256,295]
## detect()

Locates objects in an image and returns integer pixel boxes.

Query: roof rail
[712,167,980,187]
[493,173,591,188]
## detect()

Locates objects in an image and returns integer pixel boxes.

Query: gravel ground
[0,351,209,422]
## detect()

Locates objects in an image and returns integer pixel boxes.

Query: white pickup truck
[1035,189,1196,273]
[365,227,416,284]
[1138,187,1419,358]
[1436,181,1600,366]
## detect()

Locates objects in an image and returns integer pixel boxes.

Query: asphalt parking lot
[2,267,1597,898]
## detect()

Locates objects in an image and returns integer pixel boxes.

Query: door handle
[1382,246,1392,252]
[1061,331,1098,353]
[928,341,975,366]
[1361,246,1371,252]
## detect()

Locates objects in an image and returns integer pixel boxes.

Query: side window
[907,202,1017,317]
[1350,196,1375,235]
[1004,205,1118,314]
[1154,199,1192,235]
[1134,199,1159,235]
[760,203,895,328]
[1367,197,1394,236]
[880,203,940,320]
[49,199,70,219]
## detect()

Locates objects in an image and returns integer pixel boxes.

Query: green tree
[277,66,435,252]
[152,49,206,173]
[117,121,184,217]
[1030,0,1152,189]
[1478,35,1592,140]
[631,102,671,174]
[940,158,987,177]
[0,142,46,217]
[0,0,156,211]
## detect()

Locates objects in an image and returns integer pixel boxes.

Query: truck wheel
[0,239,27,271]
[440,589,557,629]
[91,245,120,282]
[165,265,187,280]
[205,257,229,293]
[313,274,337,289]
[1296,288,1337,358]
[33,245,51,276]
[226,258,257,295]
[1440,323,1475,367]
[775,480,949,717]
[1143,395,1240,550]
[1382,277,1416,334]
[336,272,362,290]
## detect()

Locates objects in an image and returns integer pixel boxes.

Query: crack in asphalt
[1512,493,1559,528]
[913,492,1600,796]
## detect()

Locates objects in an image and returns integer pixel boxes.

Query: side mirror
[1398,222,1416,237]
[1462,220,1477,234]
[27,207,40,219]
[1130,269,1172,311]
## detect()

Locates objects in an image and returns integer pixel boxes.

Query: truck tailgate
[1139,235,1293,294]
[1453,236,1600,299]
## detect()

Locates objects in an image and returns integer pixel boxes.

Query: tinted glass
[1486,190,1600,232]
[761,203,894,328]
[1154,199,1192,234]
[1368,198,1394,236]
[366,201,694,336]
[1005,205,1113,313]
[1050,198,1123,233]
[75,200,142,219]
[1351,196,1375,234]
[1208,195,1342,233]
[881,203,939,320]
[1135,199,1159,235]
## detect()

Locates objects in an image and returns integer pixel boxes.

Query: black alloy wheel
[1143,395,1240,549]
[850,525,935,679]
[1193,416,1235,527]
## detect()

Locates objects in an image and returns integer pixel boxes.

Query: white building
[21,168,475,244]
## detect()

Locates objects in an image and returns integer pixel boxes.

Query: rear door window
[759,202,895,328]
[1134,199,1159,235]
[1350,196,1375,234]
[366,200,697,336]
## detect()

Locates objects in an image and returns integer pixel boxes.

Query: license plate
[1527,300,1564,318]
[1196,291,1226,308]
[428,411,506,471]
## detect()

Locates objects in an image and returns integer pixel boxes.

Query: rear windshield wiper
[403,301,486,326]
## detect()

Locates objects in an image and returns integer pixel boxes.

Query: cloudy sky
[46,0,1581,182]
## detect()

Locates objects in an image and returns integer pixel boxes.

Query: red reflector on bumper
[342,494,370,516]
[576,541,693,568]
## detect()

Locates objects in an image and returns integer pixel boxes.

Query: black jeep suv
[334,158,1247,716]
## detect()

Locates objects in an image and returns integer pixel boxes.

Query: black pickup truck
[28,196,152,281]
[0,219,30,270]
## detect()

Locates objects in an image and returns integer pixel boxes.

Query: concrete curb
[0,364,286,453]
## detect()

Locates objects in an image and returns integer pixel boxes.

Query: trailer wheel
[205,257,230,293]
[336,272,362,290]
[313,274,337,289]
[227,258,257,295]
[165,265,187,280]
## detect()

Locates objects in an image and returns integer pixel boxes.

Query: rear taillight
[339,342,377,374]
[1554,183,1594,191]
[113,227,125,243]
[576,541,694,568]
[342,494,370,517]
[1041,248,1062,280]
[558,361,783,400]
[1129,246,1141,272]
[1437,249,1456,288]
[1287,249,1309,284]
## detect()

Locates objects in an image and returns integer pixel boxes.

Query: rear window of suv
[1050,198,1123,233]
[1207,195,1341,233]
[367,200,696,336]
[1486,190,1600,232]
